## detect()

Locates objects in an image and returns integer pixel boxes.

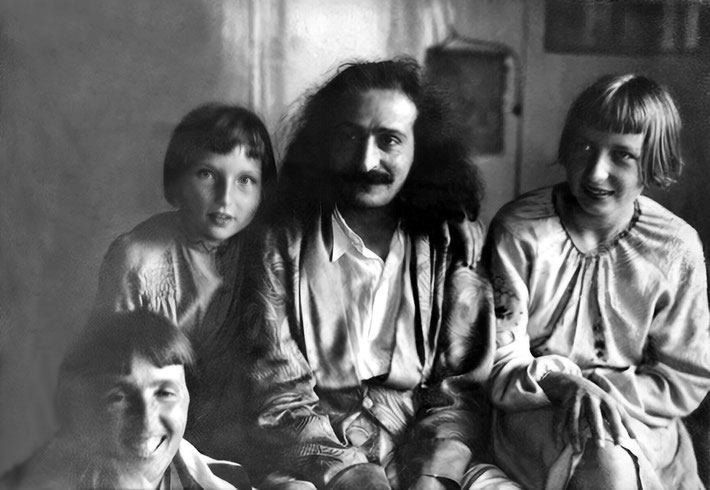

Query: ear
[168,178,186,209]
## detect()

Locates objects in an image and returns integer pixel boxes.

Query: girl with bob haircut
[94,103,276,339]
[483,74,710,489]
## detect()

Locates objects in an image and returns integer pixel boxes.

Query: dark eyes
[197,169,215,180]
[611,150,638,162]
[195,170,257,186]
[237,176,257,185]
[105,390,127,406]
[155,388,177,399]
[378,134,401,147]
[334,129,401,149]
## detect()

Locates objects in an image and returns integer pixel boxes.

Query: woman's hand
[538,371,636,451]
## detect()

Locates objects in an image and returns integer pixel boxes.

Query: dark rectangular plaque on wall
[425,46,507,155]
[545,0,710,55]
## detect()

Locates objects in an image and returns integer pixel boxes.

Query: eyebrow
[334,122,408,139]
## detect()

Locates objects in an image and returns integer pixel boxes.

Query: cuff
[528,354,582,383]
[419,438,472,486]
[326,463,391,490]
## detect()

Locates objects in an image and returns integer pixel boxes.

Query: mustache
[340,170,395,185]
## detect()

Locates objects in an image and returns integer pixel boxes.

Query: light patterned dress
[94,211,241,340]
[92,211,245,445]
[485,184,710,489]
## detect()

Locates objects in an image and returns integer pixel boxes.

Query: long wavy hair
[272,57,483,231]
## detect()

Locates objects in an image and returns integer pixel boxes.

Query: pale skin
[542,126,646,489]
[88,356,189,489]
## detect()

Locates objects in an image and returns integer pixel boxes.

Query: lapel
[411,225,450,381]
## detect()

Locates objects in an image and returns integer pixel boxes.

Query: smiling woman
[484,74,710,490]
[1,310,249,489]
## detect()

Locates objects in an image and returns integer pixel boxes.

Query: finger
[569,395,582,452]
[552,406,566,449]
[601,402,626,445]
[585,397,606,448]
[620,410,638,440]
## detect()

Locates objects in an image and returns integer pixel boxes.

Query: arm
[239,229,376,489]
[94,235,154,314]
[588,239,710,426]
[484,219,582,412]
[395,224,496,489]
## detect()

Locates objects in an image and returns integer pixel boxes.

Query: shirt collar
[331,206,404,263]
[331,206,357,262]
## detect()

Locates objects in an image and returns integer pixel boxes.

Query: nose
[215,177,232,206]
[587,150,611,182]
[128,395,158,435]
[358,135,381,173]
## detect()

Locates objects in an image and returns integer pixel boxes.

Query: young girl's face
[564,125,644,223]
[178,145,262,244]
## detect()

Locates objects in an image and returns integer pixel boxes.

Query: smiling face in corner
[178,145,263,245]
[96,355,188,486]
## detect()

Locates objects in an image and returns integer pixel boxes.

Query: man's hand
[538,371,636,452]
[445,218,476,266]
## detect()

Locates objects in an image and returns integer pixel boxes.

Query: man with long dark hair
[234,58,498,489]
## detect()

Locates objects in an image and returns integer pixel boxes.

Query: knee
[568,443,638,490]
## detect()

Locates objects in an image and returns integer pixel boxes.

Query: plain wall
[2,0,709,472]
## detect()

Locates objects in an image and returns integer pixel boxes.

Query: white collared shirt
[331,207,420,383]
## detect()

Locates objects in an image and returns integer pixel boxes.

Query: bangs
[62,311,194,381]
[571,77,656,136]
[559,74,683,189]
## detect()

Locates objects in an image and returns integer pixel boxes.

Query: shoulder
[260,204,325,250]
[489,186,558,240]
[634,196,705,270]
[103,212,180,269]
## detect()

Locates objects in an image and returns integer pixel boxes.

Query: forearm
[588,364,710,426]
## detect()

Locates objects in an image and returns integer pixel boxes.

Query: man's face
[92,355,189,485]
[329,88,417,210]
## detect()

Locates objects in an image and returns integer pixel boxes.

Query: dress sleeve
[238,229,372,489]
[589,238,710,426]
[485,219,582,412]
[94,235,173,318]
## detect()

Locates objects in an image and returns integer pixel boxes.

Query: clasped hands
[537,371,637,452]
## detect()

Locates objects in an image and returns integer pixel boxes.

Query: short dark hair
[558,74,683,189]
[276,57,483,229]
[56,311,193,431]
[61,311,193,377]
[163,103,277,210]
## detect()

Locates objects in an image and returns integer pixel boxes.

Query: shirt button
[362,396,374,410]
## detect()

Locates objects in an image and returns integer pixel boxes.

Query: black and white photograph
[1,1,709,488]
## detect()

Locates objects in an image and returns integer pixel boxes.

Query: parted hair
[274,57,483,230]
[163,103,277,212]
[558,74,683,189]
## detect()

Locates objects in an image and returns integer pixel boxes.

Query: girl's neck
[177,211,224,252]
[556,186,637,253]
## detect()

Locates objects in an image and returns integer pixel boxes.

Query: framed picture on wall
[545,0,710,55]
